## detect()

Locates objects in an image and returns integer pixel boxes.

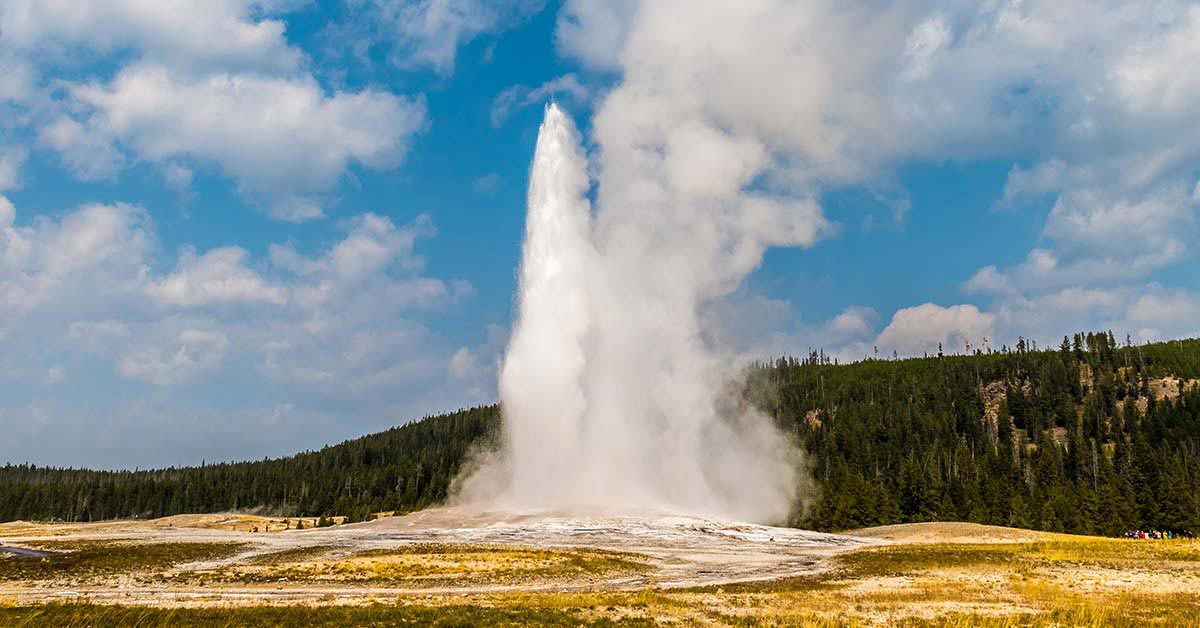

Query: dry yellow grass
[694,536,1200,625]
[216,543,651,586]
[846,521,1059,544]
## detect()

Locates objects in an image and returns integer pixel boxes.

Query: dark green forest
[4,332,1200,536]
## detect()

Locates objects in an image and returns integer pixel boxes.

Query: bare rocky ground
[0,508,878,607]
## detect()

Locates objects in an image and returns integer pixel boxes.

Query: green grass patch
[0,542,247,582]
[0,602,655,627]
[824,537,1200,580]
[835,544,1022,578]
[1023,538,1200,564]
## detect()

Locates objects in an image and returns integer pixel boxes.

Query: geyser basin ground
[4,512,1200,624]
[360,507,877,588]
[0,508,876,604]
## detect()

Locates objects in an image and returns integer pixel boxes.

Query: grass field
[3,533,1198,625]
[0,541,247,582]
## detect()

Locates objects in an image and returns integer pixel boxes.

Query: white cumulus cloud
[53,64,427,220]
[3,1,437,222]
[874,303,996,357]
[0,0,303,73]
[148,246,288,307]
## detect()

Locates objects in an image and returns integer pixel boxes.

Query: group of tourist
[1122,529,1189,540]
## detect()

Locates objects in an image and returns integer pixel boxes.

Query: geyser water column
[500,103,595,508]
[471,103,802,524]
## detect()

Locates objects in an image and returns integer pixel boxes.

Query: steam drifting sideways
[455,0,1200,524]
[459,104,804,524]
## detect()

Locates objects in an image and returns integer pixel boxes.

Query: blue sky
[1,0,1197,468]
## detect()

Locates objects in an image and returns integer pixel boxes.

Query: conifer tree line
[0,405,500,525]
[755,333,1200,534]
[3,333,1199,536]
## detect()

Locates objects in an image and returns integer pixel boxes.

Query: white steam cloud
[462,0,1200,523]
[459,105,804,524]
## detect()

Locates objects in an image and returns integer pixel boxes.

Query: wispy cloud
[490,74,589,127]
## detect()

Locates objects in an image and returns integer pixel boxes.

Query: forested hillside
[4,333,1200,536]
[0,405,500,525]
[752,333,1200,535]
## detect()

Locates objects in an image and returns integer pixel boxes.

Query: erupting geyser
[500,103,596,509]
[460,104,802,524]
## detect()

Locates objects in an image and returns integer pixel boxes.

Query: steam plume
[461,104,801,524]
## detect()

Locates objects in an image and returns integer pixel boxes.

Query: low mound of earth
[845,521,1060,544]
